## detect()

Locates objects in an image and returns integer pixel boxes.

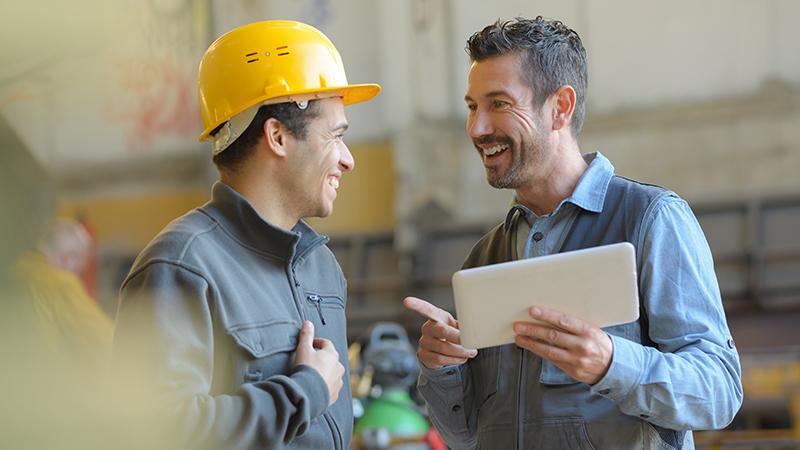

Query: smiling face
[285,97,353,219]
[465,52,553,190]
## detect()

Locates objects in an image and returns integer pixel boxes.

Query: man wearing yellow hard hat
[113,20,380,449]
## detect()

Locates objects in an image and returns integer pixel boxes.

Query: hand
[403,296,478,369]
[294,321,344,406]
[513,306,613,385]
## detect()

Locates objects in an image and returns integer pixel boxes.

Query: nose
[467,108,494,140]
[339,143,355,172]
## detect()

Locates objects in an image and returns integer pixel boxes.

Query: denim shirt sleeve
[417,363,477,449]
[590,196,744,430]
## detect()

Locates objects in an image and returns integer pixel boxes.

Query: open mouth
[327,176,340,190]
[479,143,510,161]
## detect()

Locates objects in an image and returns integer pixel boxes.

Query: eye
[466,103,477,113]
[492,99,510,109]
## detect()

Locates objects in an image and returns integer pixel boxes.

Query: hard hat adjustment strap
[211,103,262,156]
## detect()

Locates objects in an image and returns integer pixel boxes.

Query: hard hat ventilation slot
[245,52,259,63]
[276,45,290,56]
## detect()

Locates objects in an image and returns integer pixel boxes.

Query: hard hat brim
[198,83,381,142]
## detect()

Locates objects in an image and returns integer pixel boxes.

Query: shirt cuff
[419,363,464,387]
[590,334,645,401]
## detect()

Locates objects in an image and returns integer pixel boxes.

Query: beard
[475,135,536,189]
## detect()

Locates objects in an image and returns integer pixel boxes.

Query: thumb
[297,321,315,352]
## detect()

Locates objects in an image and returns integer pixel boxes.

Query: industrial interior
[2,1,799,449]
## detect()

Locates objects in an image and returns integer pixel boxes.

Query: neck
[515,143,587,216]
[220,167,299,231]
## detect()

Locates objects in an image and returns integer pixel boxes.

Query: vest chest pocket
[227,320,300,383]
[469,346,502,413]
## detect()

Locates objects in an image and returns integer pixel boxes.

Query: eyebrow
[464,90,513,103]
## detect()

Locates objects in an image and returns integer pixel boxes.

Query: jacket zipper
[287,235,327,321]
[323,411,343,450]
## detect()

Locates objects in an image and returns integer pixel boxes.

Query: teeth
[483,144,509,156]
[329,177,340,189]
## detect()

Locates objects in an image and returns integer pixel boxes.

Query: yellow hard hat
[197,20,381,154]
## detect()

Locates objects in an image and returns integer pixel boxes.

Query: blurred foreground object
[0,116,169,450]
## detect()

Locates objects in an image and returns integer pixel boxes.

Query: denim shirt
[417,153,743,450]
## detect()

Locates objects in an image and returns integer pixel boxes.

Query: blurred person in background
[112,20,380,449]
[404,17,742,449]
[15,217,113,368]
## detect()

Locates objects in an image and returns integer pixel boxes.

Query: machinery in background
[349,323,445,450]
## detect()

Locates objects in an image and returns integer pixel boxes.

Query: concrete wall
[390,0,800,231]
[2,0,798,236]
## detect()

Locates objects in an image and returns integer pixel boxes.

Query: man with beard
[404,17,742,449]
[113,21,380,449]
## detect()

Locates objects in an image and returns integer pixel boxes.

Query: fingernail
[468,349,478,357]
[530,306,541,316]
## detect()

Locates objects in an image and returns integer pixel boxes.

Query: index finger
[403,296,455,325]
[528,306,590,335]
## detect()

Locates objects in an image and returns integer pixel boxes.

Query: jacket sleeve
[590,196,744,430]
[112,261,329,450]
[417,363,478,449]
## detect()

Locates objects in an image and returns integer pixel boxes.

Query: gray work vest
[461,175,687,450]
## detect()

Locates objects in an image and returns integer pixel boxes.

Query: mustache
[473,135,512,147]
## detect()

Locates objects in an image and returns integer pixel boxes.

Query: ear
[263,117,291,157]
[551,85,576,132]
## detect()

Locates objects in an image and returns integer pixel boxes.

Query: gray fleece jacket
[113,182,352,450]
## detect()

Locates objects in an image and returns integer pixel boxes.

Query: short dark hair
[212,100,321,172]
[466,16,588,137]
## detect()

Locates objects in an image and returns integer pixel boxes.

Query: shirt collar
[503,152,614,231]
[567,151,614,214]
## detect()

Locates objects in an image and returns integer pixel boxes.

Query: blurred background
[2,0,799,448]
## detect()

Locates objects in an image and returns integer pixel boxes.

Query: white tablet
[452,242,640,349]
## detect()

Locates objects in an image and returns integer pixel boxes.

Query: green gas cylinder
[355,388,429,438]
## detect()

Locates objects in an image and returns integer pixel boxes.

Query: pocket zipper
[306,294,344,326]
[308,294,326,325]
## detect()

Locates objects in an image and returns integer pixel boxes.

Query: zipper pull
[308,294,326,325]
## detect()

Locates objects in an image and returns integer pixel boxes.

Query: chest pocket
[304,292,344,325]
[539,320,641,385]
[227,320,300,383]
[302,291,347,344]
